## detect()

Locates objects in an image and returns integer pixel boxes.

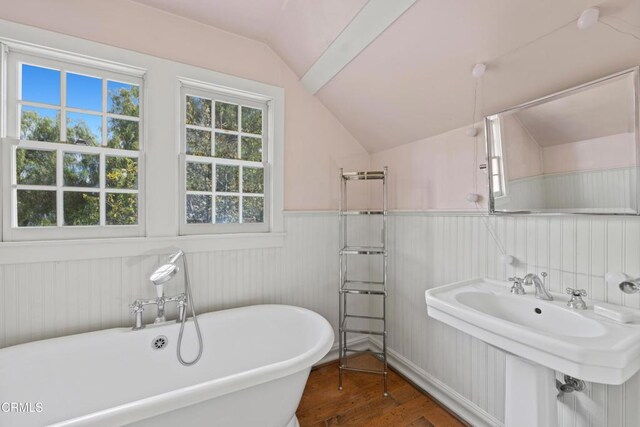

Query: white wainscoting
[0,213,369,350]
[499,167,638,212]
[1,211,640,427]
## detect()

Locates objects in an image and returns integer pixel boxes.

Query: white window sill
[0,232,286,264]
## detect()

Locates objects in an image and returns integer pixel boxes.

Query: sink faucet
[523,272,554,301]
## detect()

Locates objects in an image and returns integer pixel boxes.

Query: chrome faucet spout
[523,273,554,301]
[155,297,166,324]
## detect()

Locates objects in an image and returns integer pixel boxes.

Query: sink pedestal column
[505,354,557,427]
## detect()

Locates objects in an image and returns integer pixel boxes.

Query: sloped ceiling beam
[300,0,416,95]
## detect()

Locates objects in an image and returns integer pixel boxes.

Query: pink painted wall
[370,125,488,211]
[500,115,543,180]
[542,133,636,175]
[0,0,369,211]
[500,114,634,179]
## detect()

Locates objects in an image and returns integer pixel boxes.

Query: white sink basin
[425,278,640,385]
[455,291,607,338]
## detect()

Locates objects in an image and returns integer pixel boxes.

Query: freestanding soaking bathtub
[0,305,334,427]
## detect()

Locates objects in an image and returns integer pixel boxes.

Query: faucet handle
[508,277,526,295]
[129,300,144,314]
[540,272,548,286]
[566,288,587,297]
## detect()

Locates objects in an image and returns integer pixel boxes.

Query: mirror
[485,68,640,215]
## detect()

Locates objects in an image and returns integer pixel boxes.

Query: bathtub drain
[152,335,168,350]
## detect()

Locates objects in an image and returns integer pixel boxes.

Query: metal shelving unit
[338,167,388,396]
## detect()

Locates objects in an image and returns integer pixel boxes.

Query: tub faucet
[130,298,157,330]
[523,272,554,301]
[129,294,187,331]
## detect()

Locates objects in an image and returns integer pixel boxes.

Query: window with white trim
[3,49,144,240]
[180,84,269,234]
[490,118,506,198]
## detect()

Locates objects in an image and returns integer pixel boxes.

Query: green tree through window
[17,84,139,227]
[183,91,265,227]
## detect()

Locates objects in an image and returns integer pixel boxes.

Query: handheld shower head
[150,263,178,285]
[149,251,185,296]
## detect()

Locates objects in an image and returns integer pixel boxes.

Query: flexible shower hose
[177,254,203,366]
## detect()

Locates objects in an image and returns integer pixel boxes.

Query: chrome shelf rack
[338,167,388,396]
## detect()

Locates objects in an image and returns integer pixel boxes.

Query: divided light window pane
[186,96,211,127]
[67,112,102,145]
[186,129,211,156]
[66,73,102,111]
[63,152,100,187]
[16,149,56,185]
[64,192,99,226]
[106,193,138,225]
[17,190,56,227]
[106,156,138,189]
[21,106,60,142]
[184,92,266,227]
[15,62,142,230]
[107,118,139,150]
[108,81,139,116]
[21,64,60,105]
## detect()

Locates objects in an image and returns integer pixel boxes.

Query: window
[3,50,144,240]
[489,118,506,198]
[180,84,269,234]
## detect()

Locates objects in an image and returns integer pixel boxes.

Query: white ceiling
[131,0,640,153]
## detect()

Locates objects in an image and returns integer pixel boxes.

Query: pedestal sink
[425,278,640,427]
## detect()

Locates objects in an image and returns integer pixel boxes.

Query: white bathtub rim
[0,304,321,354]
[6,304,333,427]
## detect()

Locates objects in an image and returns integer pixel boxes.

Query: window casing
[490,119,506,198]
[2,48,145,241]
[0,28,284,252]
[179,83,270,235]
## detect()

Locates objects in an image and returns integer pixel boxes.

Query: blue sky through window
[67,73,102,111]
[21,64,60,105]
[22,65,104,113]
[22,65,139,118]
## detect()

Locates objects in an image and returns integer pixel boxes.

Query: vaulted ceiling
[132,0,640,152]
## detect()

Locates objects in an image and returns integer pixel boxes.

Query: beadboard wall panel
[385,213,640,427]
[496,167,638,212]
[0,213,371,350]
[2,212,640,427]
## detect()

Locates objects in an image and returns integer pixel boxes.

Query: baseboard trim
[368,338,503,427]
[315,336,503,427]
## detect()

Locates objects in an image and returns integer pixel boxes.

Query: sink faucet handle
[508,277,526,295]
[566,288,587,297]
[541,272,548,287]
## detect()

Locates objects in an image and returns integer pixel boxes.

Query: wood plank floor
[296,354,467,427]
